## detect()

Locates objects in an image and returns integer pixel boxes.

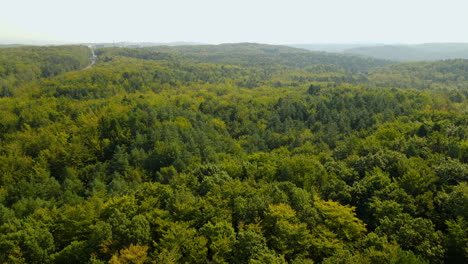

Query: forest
[0,44,467,264]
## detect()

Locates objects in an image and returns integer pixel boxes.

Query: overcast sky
[1,0,467,44]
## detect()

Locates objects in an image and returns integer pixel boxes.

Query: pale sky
[1,0,468,44]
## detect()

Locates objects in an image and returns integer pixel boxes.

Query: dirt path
[84,45,97,69]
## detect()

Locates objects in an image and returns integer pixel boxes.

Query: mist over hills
[84,42,203,48]
[90,42,468,62]
[344,43,468,61]
[290,43,468,62]
[0,44,26,48]
[287,43,386,53]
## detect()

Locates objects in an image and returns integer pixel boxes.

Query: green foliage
[0,43,466,263]
[263,203,312,259]
[108,244,148,264]
[390,249,429,264]
[445,217,468,263]
[315,198,366,241]
[200,220,236,263]
[0,45,91,96]
[156,221,208,263]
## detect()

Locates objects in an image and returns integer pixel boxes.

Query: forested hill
[97,43,393,72]
[0,44,25,48]
[95,45,468,92]
[368,59,468,90]
[344,43,468,62]
[0,45,91,96]
[0,44,467,264]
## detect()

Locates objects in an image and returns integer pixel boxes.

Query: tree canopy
[0,44,466,263]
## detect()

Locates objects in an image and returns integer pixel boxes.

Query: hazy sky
[1,0,468,44]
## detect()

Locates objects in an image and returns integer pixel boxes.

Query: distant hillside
[0,44,25,48]
[0,44,24,49]
[99,43,392,72]
[86,42,203,49]
[287,43,385,53]
[0,45,91,96]
[368,59,468,89]
[345,43,468,61]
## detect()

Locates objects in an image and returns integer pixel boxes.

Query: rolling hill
[344,43,468,61]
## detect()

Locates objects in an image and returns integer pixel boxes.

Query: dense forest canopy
[0,45,91,97]
[0,44,467,264]
[99,43,392,72]
[368,59,468,90]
